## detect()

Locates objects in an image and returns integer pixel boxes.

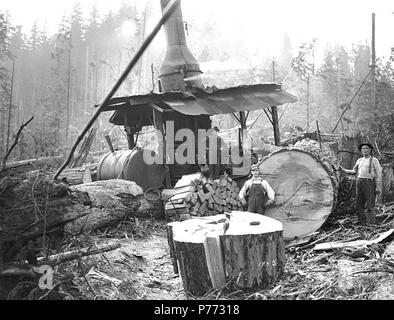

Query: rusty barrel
[97,148,166,191]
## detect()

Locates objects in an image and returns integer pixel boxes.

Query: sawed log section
[258,148,337,240]
[168,211,285,297]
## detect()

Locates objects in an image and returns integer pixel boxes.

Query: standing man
[239,164,275,215]
[339,142,382,226]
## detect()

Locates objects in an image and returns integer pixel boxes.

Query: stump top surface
[225,211,283,235]
[170,212,283,242]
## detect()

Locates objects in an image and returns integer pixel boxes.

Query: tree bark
[57,165,97,185]
[0,177,164,263]
[221,211,285,290]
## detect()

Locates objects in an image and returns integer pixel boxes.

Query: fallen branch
[313,229,394,251]
[1,116,34,173]
[38,243,121,266]
[299,228,342,250]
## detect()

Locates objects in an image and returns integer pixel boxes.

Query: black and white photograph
[1,0,394,306]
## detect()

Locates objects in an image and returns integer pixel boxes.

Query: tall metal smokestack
[159,0,203,91]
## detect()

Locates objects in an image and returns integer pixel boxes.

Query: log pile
[164,172,244,221]
[168,212,285,297]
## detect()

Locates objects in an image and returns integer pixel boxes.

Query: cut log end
[259,148,336,240]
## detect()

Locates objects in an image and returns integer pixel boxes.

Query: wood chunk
[197,190,206,202]
[174,173,204,188]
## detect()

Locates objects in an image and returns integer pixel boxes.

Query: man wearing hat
[238,164,275,215]
[339,142,382,226]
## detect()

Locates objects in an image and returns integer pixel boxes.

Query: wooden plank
[166,223,179,274]
[172,185,195,194]
[204,231,226,289]
[170,191,193,201]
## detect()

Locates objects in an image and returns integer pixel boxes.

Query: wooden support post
[371,13,376,111]
[239,111,246,149]
[271,106,280,146]
[105,134,114,153]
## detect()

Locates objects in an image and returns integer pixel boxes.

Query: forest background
[1,1,394,161]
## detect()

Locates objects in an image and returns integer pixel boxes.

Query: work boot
[365,209,376,226]
[357,210,367,226]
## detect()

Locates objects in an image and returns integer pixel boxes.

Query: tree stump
[170,215,228,297]
[221,211,285,290]
[169,212,285,297]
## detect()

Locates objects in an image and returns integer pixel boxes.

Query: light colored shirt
[239,177,275,202]
[353,156,382,184]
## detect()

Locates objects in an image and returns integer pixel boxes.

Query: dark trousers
[247,183,267,215]
[355,179,376,226]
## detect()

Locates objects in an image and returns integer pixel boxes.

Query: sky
[2,0,394,62]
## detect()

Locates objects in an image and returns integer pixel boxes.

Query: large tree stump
[170,215,228,297]
[221,211,285,290]
[169,212,285,297]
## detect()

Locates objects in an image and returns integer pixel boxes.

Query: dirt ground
[62,215,394,301]
[64,223,186,300]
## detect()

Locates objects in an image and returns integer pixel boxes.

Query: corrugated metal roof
[103,83,297,116]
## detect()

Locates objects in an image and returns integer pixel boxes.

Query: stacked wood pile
[164,172,244,221]
[168,212,285,297]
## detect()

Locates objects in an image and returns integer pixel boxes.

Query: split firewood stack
[164,172,245,221]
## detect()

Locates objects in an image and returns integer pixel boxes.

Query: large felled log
[57,164,97,185]
[259,146,338,240]
[169,212,285,297]
[65,180,164,233]
[0,177,163,263]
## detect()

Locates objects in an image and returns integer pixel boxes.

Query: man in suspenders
[239,164,275,215]
[339,142,382,226]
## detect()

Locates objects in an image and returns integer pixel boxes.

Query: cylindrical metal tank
[97,148,166,191]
